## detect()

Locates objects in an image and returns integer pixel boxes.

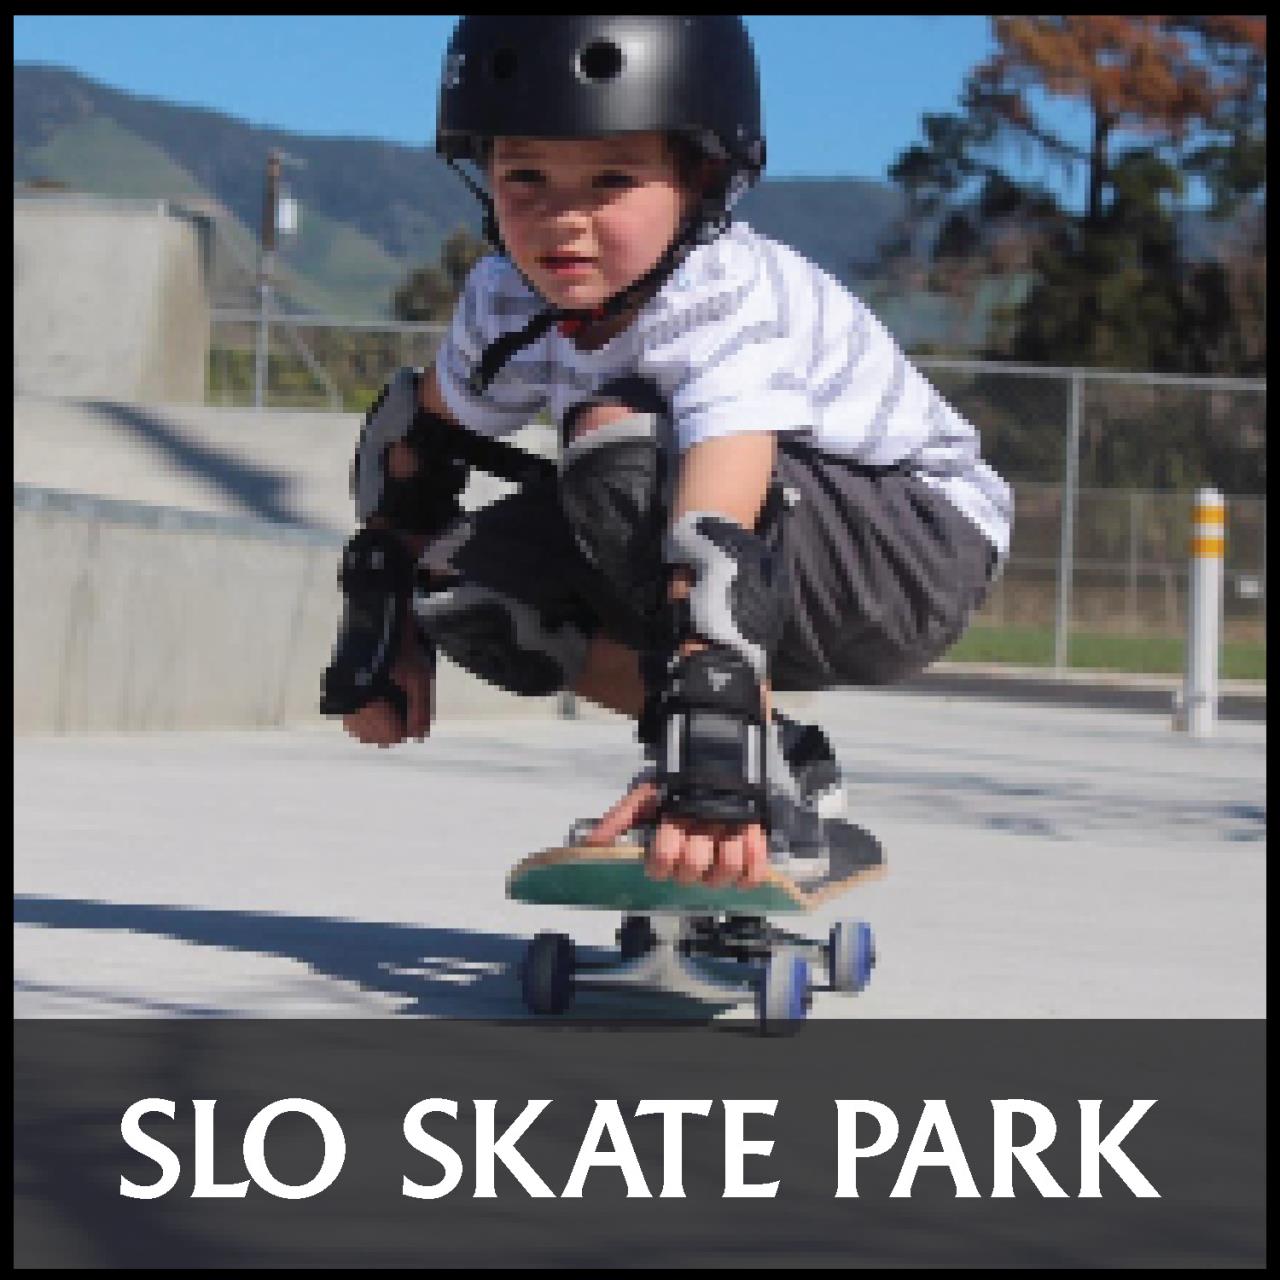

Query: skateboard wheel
[828,921,875,993]
[618,915,656,961]
[521,933,575,1015]
[757,949,810,1036]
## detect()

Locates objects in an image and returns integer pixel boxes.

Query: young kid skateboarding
[321,15,1012,892]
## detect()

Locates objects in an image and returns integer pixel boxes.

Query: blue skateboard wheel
[828,921,875,993]
[758,949,810,1035]
[521,932,575,1015]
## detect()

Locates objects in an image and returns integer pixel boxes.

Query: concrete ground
[14,688,1265,1021]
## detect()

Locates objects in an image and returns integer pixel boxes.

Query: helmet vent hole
[578,40,623,83]
[489,48,518,81]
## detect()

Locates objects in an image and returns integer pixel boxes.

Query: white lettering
[633,1100,713,1198]
[834,1100,899,1198]
[119,1098,180,1199]
[241,1099,345,1201]
[403,1099,464,1199]
[473,1099,554,1198]
[723,1100,778,1198]
[991,1100,1067,1198]
[1079,1100,1160,1198]
[891,1100,980,1198]
[192,1100,249,1198]
[561,1100,651,1198]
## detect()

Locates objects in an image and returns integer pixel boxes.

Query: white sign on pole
[277,194,299,237]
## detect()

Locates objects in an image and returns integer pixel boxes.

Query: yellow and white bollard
[1177,487,1226,737]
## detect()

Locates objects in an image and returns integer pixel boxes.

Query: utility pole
[254,150,281,410]
[249,149,280,409]
[254,149,305,409]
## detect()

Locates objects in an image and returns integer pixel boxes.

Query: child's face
[489,132,694,311]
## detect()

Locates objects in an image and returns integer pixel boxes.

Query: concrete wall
[14,195,211,404]
[13,395,575,733]
[13,489,577,734]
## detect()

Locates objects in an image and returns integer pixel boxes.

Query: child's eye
[594,171,638,190]
[502,168,544,186]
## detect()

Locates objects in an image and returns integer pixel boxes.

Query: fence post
[1176,487,1225,737]
[254,269,271,410]
[1127,491,1140,632]
[1053,371,1082,672]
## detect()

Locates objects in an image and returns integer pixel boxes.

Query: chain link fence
[975,484,1264,637]
[208,312,447,412]
[207,315,1266,678]
[918,360,1266,676]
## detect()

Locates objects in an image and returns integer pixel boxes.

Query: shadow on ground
[84,400,330,533]
[13,894,719,1021]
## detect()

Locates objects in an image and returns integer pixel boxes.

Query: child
[323,15,1011,890]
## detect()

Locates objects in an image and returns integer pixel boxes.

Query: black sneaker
[774,712,846,821]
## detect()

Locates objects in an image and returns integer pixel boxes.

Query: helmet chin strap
[449,158,735,397]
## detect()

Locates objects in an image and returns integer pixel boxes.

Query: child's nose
[543,190,592,221]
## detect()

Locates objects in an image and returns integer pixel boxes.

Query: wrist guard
[320,528,426,723]
[658,512,789,678]
[643,646,769,828]
[635,512,789,829]
[351,368,470,535]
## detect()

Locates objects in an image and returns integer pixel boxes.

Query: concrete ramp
[14,393,359,536]
[14,194,211,404]
[13,393,554,536]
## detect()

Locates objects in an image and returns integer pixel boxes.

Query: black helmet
[435,16,767,396]
[436,15,765,181]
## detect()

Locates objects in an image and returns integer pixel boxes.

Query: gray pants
[428,422,995,696]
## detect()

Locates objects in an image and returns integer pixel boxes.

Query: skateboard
[507,818,884,1034]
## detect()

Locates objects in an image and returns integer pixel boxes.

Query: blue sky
[14,15,1031,182]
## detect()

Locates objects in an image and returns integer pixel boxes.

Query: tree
[1018,151,1208,372]
[1172,17,1267,216]
[391,228,489,322]
[886,16,1266,376]
[967,17,1235,226]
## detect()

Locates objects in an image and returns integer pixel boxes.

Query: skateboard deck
[507,819,884,915]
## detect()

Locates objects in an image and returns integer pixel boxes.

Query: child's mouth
[540,254,595,276]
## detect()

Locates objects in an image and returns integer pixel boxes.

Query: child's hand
[341,642,434,748]
[582,779,769,888]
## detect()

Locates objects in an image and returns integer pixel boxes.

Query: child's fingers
[705,829,745,888]
[344,701,399,747]
[583,780,660,847]
[649,821,682,880]
[740,824,769,887]
[674,827,715,884]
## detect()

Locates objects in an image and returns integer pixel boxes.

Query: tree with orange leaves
[967,16,1261,225]
[887,15,1266,376]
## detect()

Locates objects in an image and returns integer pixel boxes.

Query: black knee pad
[559,413,662,570]
[413,583,589,697]
[558,399,672,622]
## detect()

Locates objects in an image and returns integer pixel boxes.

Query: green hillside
[286,205,409,318]
[18,112,393,316]
[22,114,208,201]
[14,61,479,313]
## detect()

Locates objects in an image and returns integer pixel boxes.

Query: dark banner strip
[14,1020,1265,1268]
